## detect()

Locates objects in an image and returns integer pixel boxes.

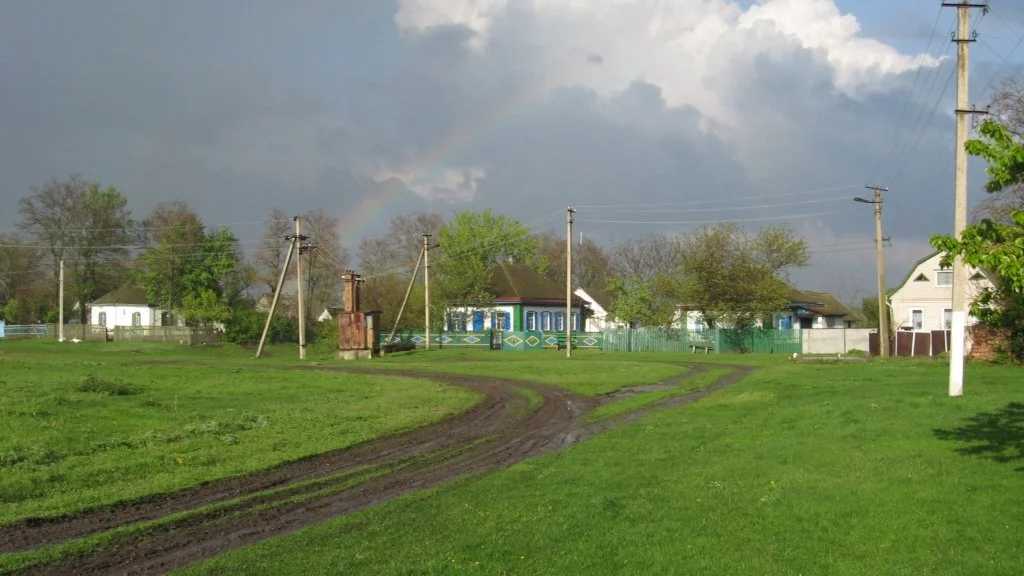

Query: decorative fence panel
[0,324,49,339]
[381,329,801,355]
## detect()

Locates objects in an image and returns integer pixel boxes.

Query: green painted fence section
[383,329,801,355]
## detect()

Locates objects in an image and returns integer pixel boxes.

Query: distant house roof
[578,286,612,311]
[91,282,153,307]
[489,262,585,306]
[787,287,849,318]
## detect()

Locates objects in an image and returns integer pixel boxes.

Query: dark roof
[578,286,612,310]
[91,282,152,306]
[787,287,849,317]
[489,262,583,305]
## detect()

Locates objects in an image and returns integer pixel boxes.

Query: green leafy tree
[677,223,809,331]
[434,210,539,310]
[932,118,1024,361]
[606,274,679,328]
[135,202,241,327]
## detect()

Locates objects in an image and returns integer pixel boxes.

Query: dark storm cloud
[0,0,1012,294]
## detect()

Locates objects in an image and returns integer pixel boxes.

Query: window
[936,270,953,286]
[555,312,565,331]
[526,311,537,331]
[572,313,579,331]
[541,312,552,331]
[914,273,929,282]
[447,312,467,332]
[943,308,952,330]
[494,312,508,331]
[777,315,792,330]
[98,312,107,326]
[910,309,923,331]
[131,312,141,326]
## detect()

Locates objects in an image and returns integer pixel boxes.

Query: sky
[2,0,1023,303]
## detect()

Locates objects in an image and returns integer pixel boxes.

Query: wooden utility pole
[864,186,889,358]
[294,216,309,360]
[256,235,298,358]
[423,233,432,351]
[388,244,425,346]
[943,0,988,397]
[566,207,575,359]
[58,259,64,342]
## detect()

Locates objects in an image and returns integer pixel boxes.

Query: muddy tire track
[1,363,751,576]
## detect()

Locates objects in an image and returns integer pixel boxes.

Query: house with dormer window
[888,251,993,332]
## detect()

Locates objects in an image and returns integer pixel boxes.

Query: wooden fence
[113,326,218,345]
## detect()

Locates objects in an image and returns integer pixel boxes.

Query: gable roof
[576,286,612,310]
[786,287,849,317]
[895,251,942,293]
[490,262,563,301]
[91,281,153,306]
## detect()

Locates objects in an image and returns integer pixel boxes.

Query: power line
[578,209,856,226]
[583,195,855,214]
[0,219,266,235]
[573,184,863,209]
[873,5,947,181]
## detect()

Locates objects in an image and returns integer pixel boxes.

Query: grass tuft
[76,375,142,396]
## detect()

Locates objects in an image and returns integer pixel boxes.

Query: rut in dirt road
[3,363,750,576]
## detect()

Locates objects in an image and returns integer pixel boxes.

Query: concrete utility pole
[943,0,988,397]
[388,243,425,346]
[58,259,64,342]
[857,187,889,358]
[256,235,298,359]
[423,233,432,351]
[566,207,575,358]
[294,216,310,360]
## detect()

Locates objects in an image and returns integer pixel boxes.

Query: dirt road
[0,363,750,575]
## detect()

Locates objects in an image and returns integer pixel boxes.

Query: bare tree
[974,77,1024,223]
[253,208,293,293]
[609,234,684,281]
[303,209,350,315]
[19,175,135,321]
[357,212,445,330]
[534,229,611,291]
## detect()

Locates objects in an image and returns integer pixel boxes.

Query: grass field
[0,341,691,528]
[0,341,482,525]
[182,358,1024,576]
[3,340,1022,575]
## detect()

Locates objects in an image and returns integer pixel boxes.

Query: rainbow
[338,75,555,245]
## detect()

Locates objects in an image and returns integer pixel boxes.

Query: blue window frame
[541,312,552,331]
[526,311,537,331]
[555,312,565,331]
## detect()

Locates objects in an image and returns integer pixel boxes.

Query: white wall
[445,305,516,331]
[801,328,872,354]
[574,288,623,332]
[90,305,160,329]
[890,253,992,332]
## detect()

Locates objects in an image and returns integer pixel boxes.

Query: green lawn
[0,340,480,526]
[183,358,1024,576]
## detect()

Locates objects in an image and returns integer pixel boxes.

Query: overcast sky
[2,0,1023,301]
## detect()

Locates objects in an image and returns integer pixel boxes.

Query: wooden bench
[555,334,576,351]
[690,339,714,354]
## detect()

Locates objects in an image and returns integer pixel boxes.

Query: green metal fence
[382,328,801,355]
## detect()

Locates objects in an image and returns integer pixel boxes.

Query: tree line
[0,177,812,338]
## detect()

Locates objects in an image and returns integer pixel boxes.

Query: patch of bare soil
[1,363,751,576]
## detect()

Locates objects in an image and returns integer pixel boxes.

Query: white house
[444,262,588,333]
[89,282,163,329]
[889,251,993,332]
[673,287,852,331]
[574,287,624,332]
